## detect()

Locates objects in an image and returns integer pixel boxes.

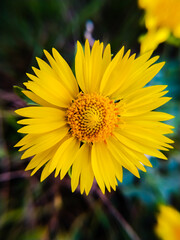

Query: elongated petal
[44,49,79,97]
[21,127,68,159]
[23,90,54,107]
[75,40,111,94]
[18,121,66,134]
[91,144,105,194]
[51,137,80,179]
[15,106,65,119]
[107,137,141,178]
[93,143,118,191]
[71,143,94,195]
[114,131,167,160]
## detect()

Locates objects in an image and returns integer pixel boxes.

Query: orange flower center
[66,93,120,143]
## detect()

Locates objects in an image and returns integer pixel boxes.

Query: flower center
[66,93,120,143]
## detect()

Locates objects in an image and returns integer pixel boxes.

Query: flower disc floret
[66,93,120,143]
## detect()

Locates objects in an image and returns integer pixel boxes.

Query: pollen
[66,93,120,143]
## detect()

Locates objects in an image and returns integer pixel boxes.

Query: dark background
[0,0,180,239]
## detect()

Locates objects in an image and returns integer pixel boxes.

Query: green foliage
[13,86,36,105]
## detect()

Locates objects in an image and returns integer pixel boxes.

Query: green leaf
[13,86,36,105]
[68,166,72,178]
[167,34,180,47]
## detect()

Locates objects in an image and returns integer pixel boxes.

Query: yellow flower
[155,205,180,240]
[15,40,174,195]
[138,0,180,52]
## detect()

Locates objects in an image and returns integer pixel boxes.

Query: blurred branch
[0,109,11,209]
[0,89,26,108]
[96,188,141,240]
[0,170,29,182]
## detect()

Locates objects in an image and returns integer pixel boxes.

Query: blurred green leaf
[13,86,36,105]
[68,167,72,178]
[167,34,180,47]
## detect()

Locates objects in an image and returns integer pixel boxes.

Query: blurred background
[0,0,180,239]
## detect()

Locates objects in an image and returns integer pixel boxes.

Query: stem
[0,170,29,182]
[96,188,141,240]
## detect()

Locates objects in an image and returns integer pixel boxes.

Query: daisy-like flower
[15,40,174,195]
[155,205,180,240]
[138,0,180,52]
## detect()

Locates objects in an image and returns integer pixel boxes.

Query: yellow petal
[93,142,118,192]
[120,61,165,98]
[88,41,104,93]
[103,51,135,97]
[14,134,36,147]
[49,137,75,174]
[60,138,80,179]
[44,48,79,97]
[22,90,54,107]
[31,157,50,176]
[71,143,94,195]
[24,81,70,108]
[124,124,174,147]
[40,161,52,181]
[30,145,59,176]
[124,97,171,116]
[18,121,66,134]
[101,44,111,75]
[118,143,147,172]
[124,85,167,105]
[114,54,159,98]
[114,131,167,160]
[15,106,65,119]
[75,40,111,94]
[50,137,80,179]
[25,147,56,171]
[32,67,73,100]
[124,111,174,122]
[75,41,86,92]
[100,46,126,96]
[113,160,123,182]
[107,137,140,178]
[21,127,68,159]
[91,144,105,194]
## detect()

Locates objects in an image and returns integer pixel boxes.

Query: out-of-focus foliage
[0,0,180,239]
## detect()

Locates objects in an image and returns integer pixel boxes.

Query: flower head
[138,0,180,52]
[15,40,174,195]
[155,205,180,240]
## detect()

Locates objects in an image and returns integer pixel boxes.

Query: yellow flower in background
[155,205,180,240]
[138,0,180,52]
[15,40,174,195]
